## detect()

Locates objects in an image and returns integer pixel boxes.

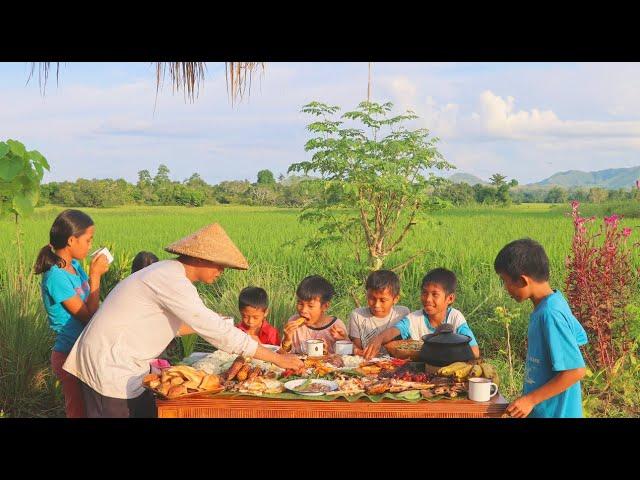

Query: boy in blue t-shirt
[494,238,588,418]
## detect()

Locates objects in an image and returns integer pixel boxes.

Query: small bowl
[385,340,423,361]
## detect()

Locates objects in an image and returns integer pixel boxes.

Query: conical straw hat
[164,223,249,270]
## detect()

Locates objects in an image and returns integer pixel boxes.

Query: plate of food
[142,366,224,399]
[284,378,339,396]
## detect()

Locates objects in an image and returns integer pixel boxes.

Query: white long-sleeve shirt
[63,260,257,399]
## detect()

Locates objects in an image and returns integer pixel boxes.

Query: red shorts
[51,350,85,418]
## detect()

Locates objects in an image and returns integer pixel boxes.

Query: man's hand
[506,395,536,418]
[329,324,347,340]
[274,353,304,373]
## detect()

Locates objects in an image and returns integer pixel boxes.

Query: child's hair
[296,275,335,303]
[131,251,159,274]
[365,270,400,297]
[494,238,550,282]
[239,286,269,311]
[421,268,457,295]
[34,209,94,275]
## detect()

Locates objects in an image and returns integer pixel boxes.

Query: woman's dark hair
[131,251,159,274]
[494,238,550,282]
[365,270,401,297]
[34,209,94,274]
[296,275,335,304]
[238,286,269,311]
[421,268,457,295]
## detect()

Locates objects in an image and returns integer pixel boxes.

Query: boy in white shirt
[363,268,480,360]
[348,270,409,356]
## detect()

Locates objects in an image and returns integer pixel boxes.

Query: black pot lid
[422,323,471,345]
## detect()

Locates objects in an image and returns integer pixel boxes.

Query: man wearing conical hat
[63,223,304,418]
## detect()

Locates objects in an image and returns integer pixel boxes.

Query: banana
[480,362,495,378]
[480,363,500,386]
[437,362,469,376]
[454,364,474,381]
[470,365,483,378]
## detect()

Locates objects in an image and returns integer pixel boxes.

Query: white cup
[335,340,354,355]
[91,247,114,265]
[468,377,499,402]
[306,339,324,357]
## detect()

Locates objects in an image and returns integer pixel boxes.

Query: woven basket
[385,340,423,361]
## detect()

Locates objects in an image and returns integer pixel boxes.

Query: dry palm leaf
[28,62,264,105]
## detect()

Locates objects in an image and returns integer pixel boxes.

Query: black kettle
[419,324,474,367]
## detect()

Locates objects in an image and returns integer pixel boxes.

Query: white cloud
[468,90,640,141]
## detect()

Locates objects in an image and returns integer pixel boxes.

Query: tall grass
[0,265,64,417]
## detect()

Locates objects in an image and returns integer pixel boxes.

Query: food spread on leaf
[150,352,499,401]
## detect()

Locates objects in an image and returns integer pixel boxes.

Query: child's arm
[471,346,480,358]
[363,327,401,360]
[61,255,109,324]
[506,367,586,418]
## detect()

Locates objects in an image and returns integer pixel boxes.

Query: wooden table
[156,393,508,418]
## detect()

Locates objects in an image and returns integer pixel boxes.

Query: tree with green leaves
[257,169,276,186]
[489,173,507,187]
[0,139,50,285]
[289,100,454,272]
[545,186,568,204]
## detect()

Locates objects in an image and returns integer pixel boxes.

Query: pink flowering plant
[565,201,639,372]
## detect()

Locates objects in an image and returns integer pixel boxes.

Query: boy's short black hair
[131,251,159,274]
[296,275,335,304]
[494,238,550,282]
[239,286,269,310]
[366,270,401,297]
[421,268,457,295]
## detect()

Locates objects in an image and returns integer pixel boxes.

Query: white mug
[335,340,354,355]
[306,339,324,357]
[468,377,498,402]
[91,247,114,265]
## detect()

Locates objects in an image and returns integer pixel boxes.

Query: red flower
[623,228,632,237]
[604,214,619,227]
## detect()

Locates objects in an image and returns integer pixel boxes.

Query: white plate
[284,379,339,396]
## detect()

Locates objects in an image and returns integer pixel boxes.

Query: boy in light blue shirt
[494,238,588,418]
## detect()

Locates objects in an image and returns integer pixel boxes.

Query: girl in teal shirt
[35,209,109,418]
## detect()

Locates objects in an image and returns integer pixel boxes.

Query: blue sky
[1,62,639,185]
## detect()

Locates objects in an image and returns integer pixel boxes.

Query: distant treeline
[437,182,640,206]
[39,166,328,208]
[38,164,640,209]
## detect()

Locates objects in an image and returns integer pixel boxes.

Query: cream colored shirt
[63,260,258,399]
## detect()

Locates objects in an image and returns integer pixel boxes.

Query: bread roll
[161,371,172,384]
[183,380,201,390]
[143,373,159,385]
[149,380,161,389]
[170,376,184,386]
[158,382,171,396]
[199,374,221,391]
[167,385,187,398]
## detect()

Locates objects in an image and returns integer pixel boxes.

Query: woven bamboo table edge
[156,394,509,418]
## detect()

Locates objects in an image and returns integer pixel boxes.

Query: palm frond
[225,62,264,105]
[26,62,62,94]
[28,62,265,106]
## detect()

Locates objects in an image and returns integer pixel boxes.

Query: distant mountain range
[448,173,487,185]
[449,166,640,189]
